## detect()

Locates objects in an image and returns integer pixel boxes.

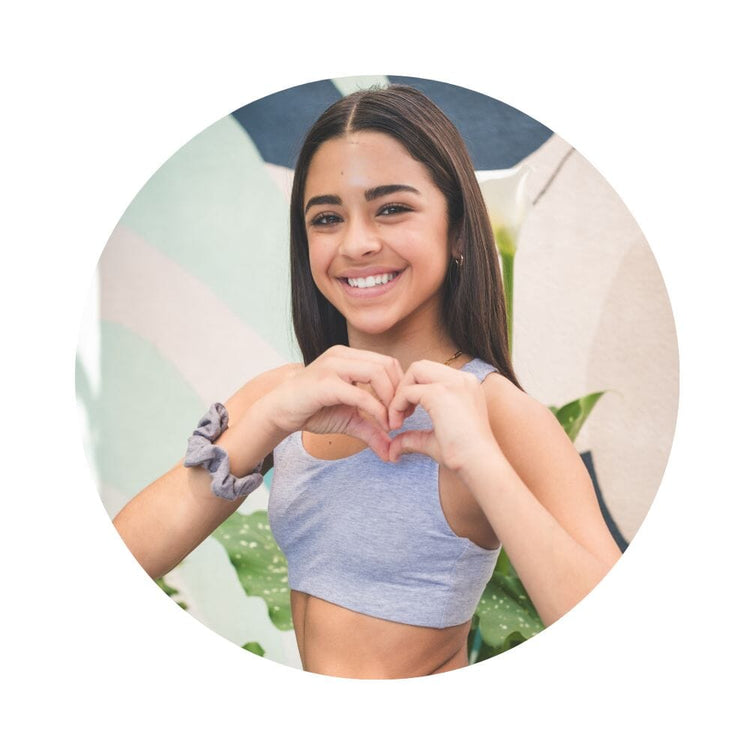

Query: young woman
[113,85,622,679]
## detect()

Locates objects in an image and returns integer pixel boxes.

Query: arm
[388,362,622,627]
[463,375,622,625]
[114,347,403,580]
[113,364,297,580]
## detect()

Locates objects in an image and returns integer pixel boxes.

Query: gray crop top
[267,358,502,629]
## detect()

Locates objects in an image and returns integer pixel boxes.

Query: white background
[2,1,747,747]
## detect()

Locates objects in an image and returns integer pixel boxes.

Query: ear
[447,220,464,262]
[448,234,464,267]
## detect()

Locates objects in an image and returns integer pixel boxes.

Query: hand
[259,345,404,462]
[387,360,501,475]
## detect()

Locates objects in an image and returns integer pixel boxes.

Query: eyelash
[378,202,411,216]
[309,203,411,227]
[310,212,341,227]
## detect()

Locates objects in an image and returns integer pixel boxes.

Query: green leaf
[155,575,188,610]
[242,642,266,657]
[494,547,516,577]
[549,391,605,443]
[496,227,516,355]
[474,550,544,649]
[212,510,292,630]
[501,630,528,651]
[155,576,179,597]
[468,627,530,663]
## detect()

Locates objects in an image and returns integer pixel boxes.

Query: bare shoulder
[480,372,561,443]
[224,362,302,421]
[480,371,583,479]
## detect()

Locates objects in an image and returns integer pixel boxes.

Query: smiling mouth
[344,272,400,289]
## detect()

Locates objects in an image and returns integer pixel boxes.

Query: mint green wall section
[81,320,204,499]
[119,115,295,360]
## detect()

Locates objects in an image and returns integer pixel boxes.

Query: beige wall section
[100,224,287,403]
[513,135,678,541]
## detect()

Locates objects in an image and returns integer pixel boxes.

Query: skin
[114,131,622,679]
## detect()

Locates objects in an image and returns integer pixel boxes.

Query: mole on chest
[302,431,369,461]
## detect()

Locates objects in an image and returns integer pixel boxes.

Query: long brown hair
[289,84,521,388]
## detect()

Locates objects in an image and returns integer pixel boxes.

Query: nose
[340,214,382,258]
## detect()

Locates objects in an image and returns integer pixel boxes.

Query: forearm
[114,398,288,579]
[114,464,241,579]
[460,446,616,626]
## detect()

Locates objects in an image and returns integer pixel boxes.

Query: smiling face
[303,131,453,342]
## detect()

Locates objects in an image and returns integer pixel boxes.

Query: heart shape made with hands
[348,377,440,465]
[296,352,483,468]
[343,359,492,470]
[331,381,406,463]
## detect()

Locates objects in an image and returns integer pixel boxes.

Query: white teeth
[346,272,396,288]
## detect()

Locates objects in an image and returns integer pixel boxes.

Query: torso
[285,384,499,679]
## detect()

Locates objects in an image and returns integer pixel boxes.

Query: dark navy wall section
[581,451,628,551]
[231,76,553,170]
[387,76,553,169]
[232,79,342,168]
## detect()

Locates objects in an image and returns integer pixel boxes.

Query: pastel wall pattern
[76,75,678,669]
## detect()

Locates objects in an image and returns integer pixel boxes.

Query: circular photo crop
[75,75,678,678]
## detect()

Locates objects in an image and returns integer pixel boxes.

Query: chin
[345,312,402,338]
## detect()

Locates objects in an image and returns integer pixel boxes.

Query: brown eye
[311,212,342,226]
[378,203,411,217]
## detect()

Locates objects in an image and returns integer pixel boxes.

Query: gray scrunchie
[184,402,263,501]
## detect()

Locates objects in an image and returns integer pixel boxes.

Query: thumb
[389,429,439,463]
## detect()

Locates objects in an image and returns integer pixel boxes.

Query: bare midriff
[290,590,472,679]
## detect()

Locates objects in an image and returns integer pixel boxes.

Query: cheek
[415,224,452,269]
[307,240,337,299]
[307,238,327,276]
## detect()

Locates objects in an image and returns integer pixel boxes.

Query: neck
[346,320,461,371]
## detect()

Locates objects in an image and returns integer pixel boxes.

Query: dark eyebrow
[364,184,420,201]
[304,194,342,213]
[304,184,420,214]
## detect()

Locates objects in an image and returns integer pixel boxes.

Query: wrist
[246,393,293,445]
[456,440,516,496]
[211,396,290,477]
[250,394,294,452]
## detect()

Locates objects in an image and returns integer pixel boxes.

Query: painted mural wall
[76,75,678,669]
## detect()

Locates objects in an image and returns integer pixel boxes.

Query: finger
[343,347,404,391]
[389,429,439,463]
[361,351,404,397]
[388,360,458,429]
[345,414,392,462]
[323,345,403,390]
[388,401,417,431]
[321,380,390,432]
[327,357,399,413]
[388,383,435,430]
[385,354,405,391]
[401,358,456,386]
[399,403,417,426]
